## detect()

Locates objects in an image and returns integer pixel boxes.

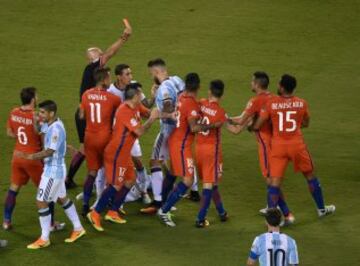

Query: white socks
[63,200,82,231]
[39,208,51,241]
[151,168,163,202]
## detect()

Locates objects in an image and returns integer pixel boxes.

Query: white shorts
[36,175,66,202]
[125,185,142,202]
[151,132,170,160]
[131,139,142,157]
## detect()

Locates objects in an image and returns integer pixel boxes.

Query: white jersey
[249,232,299,266]
[107,81,146,102]
[41,119,67,179]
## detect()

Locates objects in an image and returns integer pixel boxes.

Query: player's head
[125,82,142,106]
[265,208,282,228]
[38,100,57,123]
[86,47,103,62]
[147,58,167,83]
[94,67,111,88]
[115,64,133,86]
[251,71,269,92]
[20,87,37,107]
[185,72,200,94]
[278,74,297,96]
[209,79,224,99]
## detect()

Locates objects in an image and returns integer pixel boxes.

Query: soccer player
[107,64,156,203]
[66,19,132,188]
[140,58,193,214]
[157,73,223,227]
[195,80,244,227]
[15,100,85,249]
[87,83,161,231]
[232,72,293,223]
[79,68,121,215]
[253,74,335,218]
[3,87,64,232]
[247,208,299,266]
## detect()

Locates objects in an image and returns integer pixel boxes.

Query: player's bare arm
[78,106,85,120]
[246,257,256,266]
[140,84,157,108]
[225,121,245,135]
[252,116,267,131]
[133,108,159,136]
[14,149,54,160]
[231,112,250,125]
[162,99,175,113]
[188,117,223,133]
[6,127,16,138]
[101,19,132,65]
[302,116,310,128]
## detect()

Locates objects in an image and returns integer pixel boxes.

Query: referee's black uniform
[75,58,102,143]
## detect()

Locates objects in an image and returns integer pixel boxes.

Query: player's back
[196,98,227,146]
[266,96,309,144]
[246,92,273,139]
[105,104,140,164]
[251,232,299,266]
[7,107,41,153]
[170,94,200,147]
[81,87,121,133]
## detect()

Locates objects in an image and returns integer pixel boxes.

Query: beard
[154,77,161,85]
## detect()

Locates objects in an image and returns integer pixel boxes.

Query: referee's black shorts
[75,108,86,143]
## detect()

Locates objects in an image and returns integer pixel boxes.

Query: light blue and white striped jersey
[42,119,67,179]
[156,75,185,133]
[249,232,299,266]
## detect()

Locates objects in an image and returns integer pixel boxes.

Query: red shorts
[104,152,135,187]
[256,132,271,178]
[195,144,223,184]
[84,132,111,171]
[169,141,194,178]
[11,157,43,187]
[270,142,314,178]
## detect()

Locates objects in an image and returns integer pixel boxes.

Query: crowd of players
[1,19,335,265]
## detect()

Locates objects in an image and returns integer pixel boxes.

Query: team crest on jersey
[190,110,197,116]
[130,118,138,127]
[52,135,58,143]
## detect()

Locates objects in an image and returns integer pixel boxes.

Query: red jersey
[260,95,310,144]
[169,94,200,147]
[6,107,41,153]
[244,91,273,139]
[104,103,142,165]
[80,87,121,134]
[196,99,227,145]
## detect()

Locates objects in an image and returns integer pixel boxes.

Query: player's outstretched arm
[133,108,159,137]
[101,19,132,65]
[225,121,245,135]
[252,116,267,131]
[141,84,157,108]
[14,149,54,160]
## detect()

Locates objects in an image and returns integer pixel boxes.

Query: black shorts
[75,108,86,143]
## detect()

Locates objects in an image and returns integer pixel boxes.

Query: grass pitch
[0,0,359,265]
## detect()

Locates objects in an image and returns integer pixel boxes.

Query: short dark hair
[38,100,57,114]
[265,208,282,227]
[115,64,130,75]
[185,72,200,92]
[280,74,297,94]
[94,67,110,83]
[210,80,224,98]
[125,82,141,100]
[253,71,270,89]
[20,87,36,105]
[147,58,166,68]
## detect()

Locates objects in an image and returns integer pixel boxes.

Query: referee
[66,19,132,188]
